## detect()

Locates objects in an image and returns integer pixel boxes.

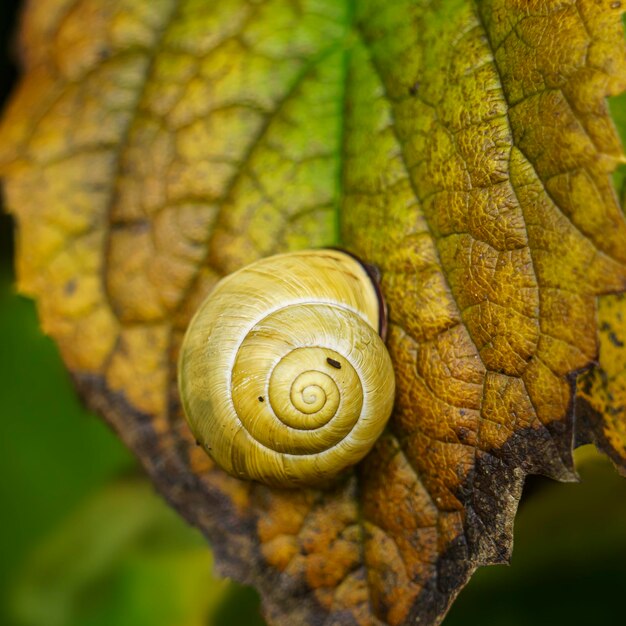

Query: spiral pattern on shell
[178,250,395,488]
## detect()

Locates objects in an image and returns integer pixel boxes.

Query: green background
[1,2,626,625]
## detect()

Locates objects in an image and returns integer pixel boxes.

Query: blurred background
[1,2,626,625]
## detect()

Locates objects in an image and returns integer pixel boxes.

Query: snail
[177,249,396,488]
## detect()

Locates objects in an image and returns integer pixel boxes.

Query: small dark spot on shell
[195,439,201,446]
[258,396,264,402]
[409,81,420,96]
[64,279,77,295]
[609,331,624,348]
[326,357,341,369]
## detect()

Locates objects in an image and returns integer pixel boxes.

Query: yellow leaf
[577,293,626,477]
[2,1,626,624]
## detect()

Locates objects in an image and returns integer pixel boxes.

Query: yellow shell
[178,249,395,488]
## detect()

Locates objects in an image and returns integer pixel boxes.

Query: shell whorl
[178,250,395,488]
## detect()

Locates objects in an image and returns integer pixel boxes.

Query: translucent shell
[178,249,395,488]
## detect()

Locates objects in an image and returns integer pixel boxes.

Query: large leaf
[2,1,626,624]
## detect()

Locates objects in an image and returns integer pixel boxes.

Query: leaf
[576,293,626,476]
[445,446,626,625]
[575,92,626,477]
[1,1,626,625]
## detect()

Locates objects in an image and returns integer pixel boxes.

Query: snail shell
[178,249,395,488]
